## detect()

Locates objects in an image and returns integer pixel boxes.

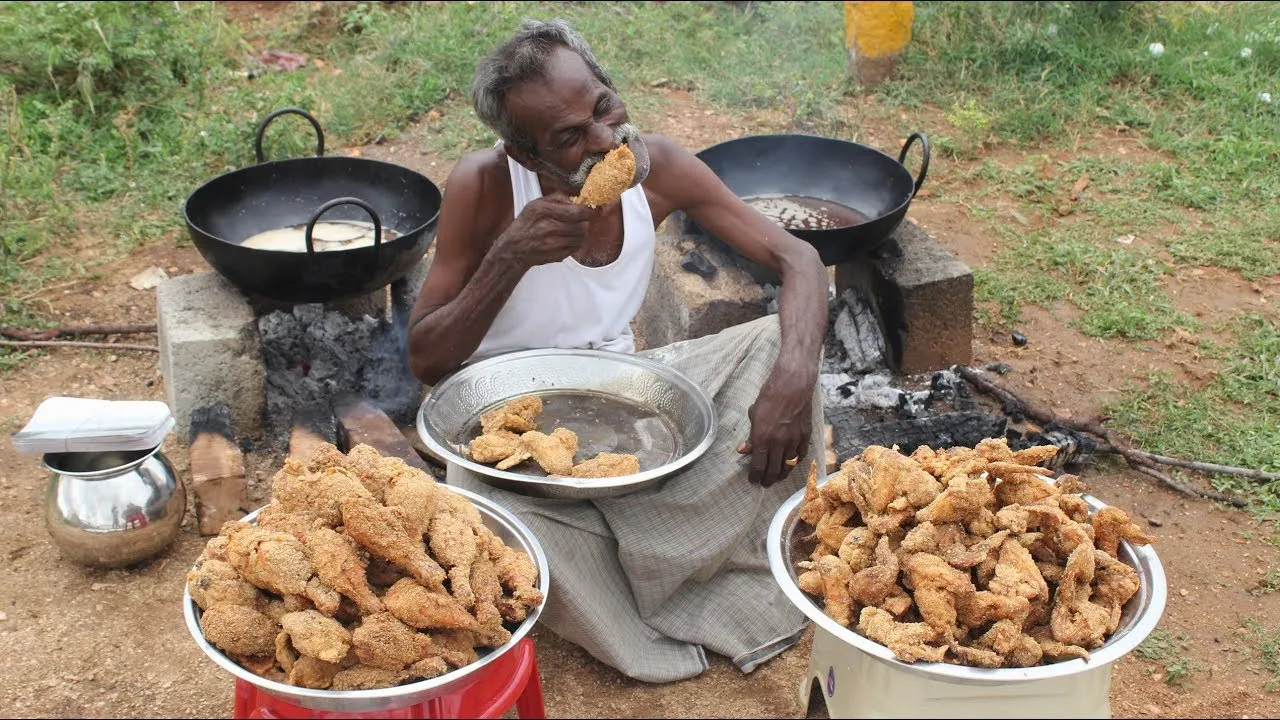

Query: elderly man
[408,19,828,682]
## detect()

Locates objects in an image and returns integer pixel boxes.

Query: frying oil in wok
[744,195,869,231]
[240,220,399,252]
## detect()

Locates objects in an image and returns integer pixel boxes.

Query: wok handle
[897,132,930,197]
[304,197,382,256]
[254,108,325,164]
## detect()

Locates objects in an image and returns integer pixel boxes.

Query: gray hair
[471,19,616,154]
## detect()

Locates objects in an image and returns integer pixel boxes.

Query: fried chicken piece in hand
[1092,506,1156,559]
[858,607,947,663]
[281,610,352,664]
[352,612,421,671]
[570,452,640,478]
[1050,544,1110,649]
[200,604,279,657]
[384,578,481,632]
[573,143,636,208]
[340,497,446,590]
[429,511,480,610]
[520,430,577,476]
[298,526,385,615]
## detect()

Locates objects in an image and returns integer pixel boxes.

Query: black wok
[184,108,443,304]
[691,132,929,266]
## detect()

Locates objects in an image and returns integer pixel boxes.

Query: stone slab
[157,272,265,441]
[634,217,766,350]
[836,219,973,374]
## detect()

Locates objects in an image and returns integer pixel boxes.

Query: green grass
[1107,314,1280,511]
[0,0,850,349]
[1242,616,1280,692]
[1249,569,1280,597]
[1136,628,1204,686]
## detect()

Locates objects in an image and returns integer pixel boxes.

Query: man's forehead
[506,47,603,134]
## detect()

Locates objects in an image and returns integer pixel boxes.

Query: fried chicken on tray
[188,443,543,690]
[465,394,641,479]
[794,438,1155,668]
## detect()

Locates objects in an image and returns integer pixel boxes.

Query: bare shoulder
[639,133,722,221]
[444,146,509,199]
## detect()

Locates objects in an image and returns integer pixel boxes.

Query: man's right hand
[494,193,593,267]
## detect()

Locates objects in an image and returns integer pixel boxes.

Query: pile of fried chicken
[187,443,544,690]
[466,395,640,479]
[795,438,1156,668]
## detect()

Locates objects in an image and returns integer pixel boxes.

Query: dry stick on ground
[0,340,159,352]
[0,323,157,341]
[954,365,1249,508]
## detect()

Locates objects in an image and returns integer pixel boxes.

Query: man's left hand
[738,373,813,487]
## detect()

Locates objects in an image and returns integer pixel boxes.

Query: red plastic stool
[233,637,545,719]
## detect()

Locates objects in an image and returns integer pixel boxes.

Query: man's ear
[502,142,540,173]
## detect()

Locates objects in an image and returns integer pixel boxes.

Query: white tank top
[468,153,656,363]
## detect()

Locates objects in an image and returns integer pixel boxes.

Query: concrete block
[157,272,265,441]
[836,219,973,374]
[635,221,766,349]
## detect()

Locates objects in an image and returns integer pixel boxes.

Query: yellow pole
[844,1,914,87]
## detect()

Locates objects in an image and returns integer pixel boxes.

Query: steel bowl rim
[416,348,718,492]
[183,484,550,704]
[766,473,1168,684]
[41,444,165,478]
[182,156,443,251]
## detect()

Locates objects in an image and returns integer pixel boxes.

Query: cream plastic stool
[800,625,1113,719]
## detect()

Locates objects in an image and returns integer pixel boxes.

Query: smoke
[257,303,423,453]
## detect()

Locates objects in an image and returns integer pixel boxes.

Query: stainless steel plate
[183,485,550,714]
[416,349,717,500]
[766,474,1167,685]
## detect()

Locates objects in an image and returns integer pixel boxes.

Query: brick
[836,219,972,374]
[157,272,265,441]
[634,217,766,350]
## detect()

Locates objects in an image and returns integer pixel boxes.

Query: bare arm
[407,159,525,385]
[645,135,828,485]
[408,155,593,385]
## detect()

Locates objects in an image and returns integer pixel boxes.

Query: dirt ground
[4,11,1280,718]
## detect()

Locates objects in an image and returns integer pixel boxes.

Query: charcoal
[1011,330,1028,347]
[680,250,718,279]
[830,408,1007,460]
[257,306,422,454]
